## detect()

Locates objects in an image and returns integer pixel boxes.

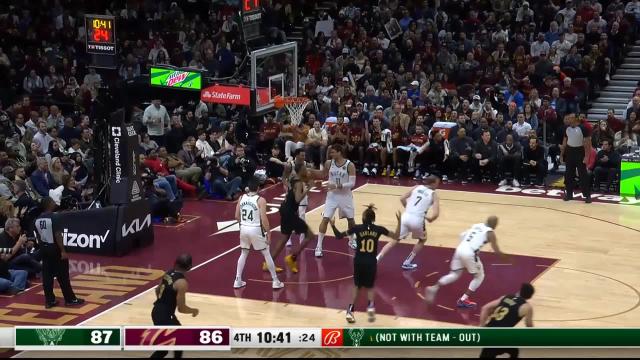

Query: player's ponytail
[362,204,376,225]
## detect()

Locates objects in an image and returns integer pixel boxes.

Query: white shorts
[399,213,426,240]
[298,204,307,219]
[240,226,267,251]
[450,246,483,274]
[322,195,355,219]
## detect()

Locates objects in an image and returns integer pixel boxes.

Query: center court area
[6,180,640,358]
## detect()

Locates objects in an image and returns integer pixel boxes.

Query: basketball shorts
[353,259,377,288]
[280,211,309,236]
[400,213,426,240]
[240,226,268,251]
[323,195,355,219]
[152,306,181,326]
[450,246,484,275]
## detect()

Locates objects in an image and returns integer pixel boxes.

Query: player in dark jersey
[330,204,400,323]
[478,283,535,359]
[151,254,199,359]
[268,164,315,274]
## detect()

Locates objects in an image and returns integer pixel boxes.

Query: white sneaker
[442,175,448,182]
[286,238,292,247]
[362,167,370,176]
[346,312,355,323]
[367,306,376,322]
[421,172,430,180]
[424,286,438,304]
[512,179,520,187]
[348,238,357,249]
[315,248,323,258]
[371,167,378,176]
[233,279,246,289]
[498,179,507,186]
[413,169,421,179]
[272,280,284,289]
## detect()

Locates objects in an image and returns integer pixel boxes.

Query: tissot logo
[122,214,152,237]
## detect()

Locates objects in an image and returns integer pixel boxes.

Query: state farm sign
[201,84,251,106]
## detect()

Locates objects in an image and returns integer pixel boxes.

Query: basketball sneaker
[262,262,283,273]
[424,286,438,304]
[272,280,285,289]
[284,255,299,273]
[371,167,378,177]
[367,306,376,323]
[498,179,507,186]
[233,279,246,289]
[389,169,395,177]
[512,179,520,187]
[314,248,323,258]
[381,168,387,176]
[401,263,418,270]
[394,169,401,179]
[413,169,421,180]
[363,167,370,176]
[346,311,356,323]
[456,298,477,308]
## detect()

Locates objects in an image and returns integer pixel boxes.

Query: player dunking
[313,144,357,257]
[425,216,507,308]
[330,204,400,323]
[478,283,535,358]
[376,176,441,270]
[269,164,315,273]
[282,148,310,248]
[234,178,284,289]
[151,254,199,359]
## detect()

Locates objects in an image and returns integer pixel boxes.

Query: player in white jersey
[234,178,284,290]
[376,176,441,270]
[283,148,310,248]
[311,144,357,257]
[424,216,506,308]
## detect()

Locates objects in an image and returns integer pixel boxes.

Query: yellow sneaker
[284,255,298,273]
[262,262,283,273]
[390,169,396,177]
[381,168,387,176]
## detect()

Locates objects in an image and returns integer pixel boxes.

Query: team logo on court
[35,328,66,346]
[348,328,365,347]
[321,329,343,346]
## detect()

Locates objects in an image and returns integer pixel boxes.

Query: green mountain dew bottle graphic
[36,328,66,345]
[620,161,640,199]
[150,68,201,89]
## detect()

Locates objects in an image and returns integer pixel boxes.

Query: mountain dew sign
[150,67,202,90]
[620,155,640,203]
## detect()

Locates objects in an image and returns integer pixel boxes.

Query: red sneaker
[456,299,477,308]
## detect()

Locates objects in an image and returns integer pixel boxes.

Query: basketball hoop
[274,96,310,126]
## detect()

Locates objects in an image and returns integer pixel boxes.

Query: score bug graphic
[124,327,230,351]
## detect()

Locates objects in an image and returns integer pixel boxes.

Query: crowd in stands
[1,0,640,293]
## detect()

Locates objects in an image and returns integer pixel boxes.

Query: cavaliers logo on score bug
[322,329,344,346]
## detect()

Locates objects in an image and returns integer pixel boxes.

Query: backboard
[250,42,298,114]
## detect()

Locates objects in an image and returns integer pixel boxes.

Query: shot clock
[85,15,116,56]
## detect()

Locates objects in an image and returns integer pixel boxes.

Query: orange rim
[274,96,310,109]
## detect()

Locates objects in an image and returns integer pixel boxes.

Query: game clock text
[231,328,321,348]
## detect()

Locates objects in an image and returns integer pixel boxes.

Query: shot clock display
[85,15,116,56]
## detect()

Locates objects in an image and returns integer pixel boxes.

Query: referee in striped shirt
[560,114,592,203]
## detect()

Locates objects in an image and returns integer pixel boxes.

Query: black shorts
[280,211,308,236]
[152,306,181,326]
[353,259,377,288]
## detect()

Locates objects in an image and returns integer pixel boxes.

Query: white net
[284,100,310,126]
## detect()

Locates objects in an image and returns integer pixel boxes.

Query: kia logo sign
[201,85,250,106]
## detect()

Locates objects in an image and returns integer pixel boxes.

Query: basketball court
[2,177,640,358]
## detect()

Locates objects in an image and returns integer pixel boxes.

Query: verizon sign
[201,84,250,106]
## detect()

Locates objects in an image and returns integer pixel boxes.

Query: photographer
[0,218,41,277]
[227,144,256,189]
[139,154,179,202]
[142,172,183,224]
[203,157,242,200]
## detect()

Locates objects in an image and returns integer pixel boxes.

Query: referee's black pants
[564,146,590,198]
[150,306,182,359]
[41,244,77,305]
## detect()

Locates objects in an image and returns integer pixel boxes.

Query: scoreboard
[4,327,640,350]
[85,14,116,56]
